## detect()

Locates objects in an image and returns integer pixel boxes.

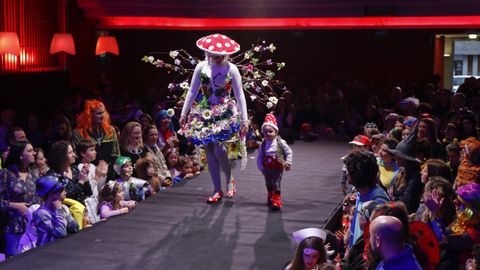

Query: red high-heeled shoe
[271,193,282,210]
[226,178,236,198]
[207,191,223,204]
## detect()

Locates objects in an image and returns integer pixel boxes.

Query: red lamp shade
[50,33,76,55]
[95,36,119,55]
[0,32,20,56]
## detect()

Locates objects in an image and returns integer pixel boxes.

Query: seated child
[33,175,79,247]
[113,156,150,202]
[135,157,170,192]
[191,157,202,176]
[173,156,194,184]
[165,148,180,178]
[98,181,136,219]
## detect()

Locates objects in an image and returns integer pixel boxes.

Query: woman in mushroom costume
[178,33,249,203]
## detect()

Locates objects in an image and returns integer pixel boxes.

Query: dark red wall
[1,29,436,114]
[101,29,435,94]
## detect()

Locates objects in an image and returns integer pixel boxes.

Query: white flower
[212,124,222,133]
[201,127,211,135]
[174,59,181,65]
[190,59,196,65]
[195,121,204,129]
[277,62,286,71]
[243,83,250,90]
[168,83,175,90]
[167,108,175,117]
[266,59,273,65]
[202,110,212,120]
[169,50,179,58]
[266,102,273,109]
[261,80,269,87]
[249,82,256,88]
[268,96,278,105]
[179,81,189,89]
[268,43,276,53]
[253,71,261,79]
[244,52,250,59]
[253,46,262,52]
[141,55,150,63]
[147,56,155,63]
[250,95,257,101]
[220,121,229,130]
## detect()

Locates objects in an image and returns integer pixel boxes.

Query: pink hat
[196,33,240,56]
[262,113,278,132]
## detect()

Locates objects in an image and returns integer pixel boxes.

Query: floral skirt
[179,96,241,146]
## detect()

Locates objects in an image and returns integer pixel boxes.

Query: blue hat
[36,175,67,198]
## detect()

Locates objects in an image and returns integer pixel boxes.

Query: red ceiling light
[0,32,21,56]
[95,36,119,55]
[50,33,76,55]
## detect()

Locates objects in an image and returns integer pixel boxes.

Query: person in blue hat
[155,108,178,154]
[33,175,79,247]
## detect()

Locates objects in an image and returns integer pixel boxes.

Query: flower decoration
[268,96,278,105]
[179,81,189,90]
[268,43,276,53]
[154,59,164,67]
[169,50,179,58]
[202,109,213,120]
[266,102,273,109]
[266,70,275,79]
[167,108,175,117]
[143,40,287,110]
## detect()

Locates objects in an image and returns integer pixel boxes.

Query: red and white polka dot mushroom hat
[196,33,240,55]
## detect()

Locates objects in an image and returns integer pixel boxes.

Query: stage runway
[0,141,347,270]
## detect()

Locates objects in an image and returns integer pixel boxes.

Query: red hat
[262,113,278,132]
[196,33,240,55]
[349,135,371,147]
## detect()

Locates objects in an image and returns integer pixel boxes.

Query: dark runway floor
[0,141,347,270]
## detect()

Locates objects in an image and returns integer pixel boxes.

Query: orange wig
[76,99,114,139]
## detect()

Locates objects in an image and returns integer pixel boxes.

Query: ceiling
[76,0,480,17]
[75,0,480,29]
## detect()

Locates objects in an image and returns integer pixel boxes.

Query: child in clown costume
[179,33,249,203]
[257,113,293,210]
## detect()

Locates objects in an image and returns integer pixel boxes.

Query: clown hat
[261,113,278,132]
[292,228,326,243]
[114,156,132,176]
[196,33,240,56]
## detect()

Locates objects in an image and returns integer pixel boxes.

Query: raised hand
[424,188,444,215]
